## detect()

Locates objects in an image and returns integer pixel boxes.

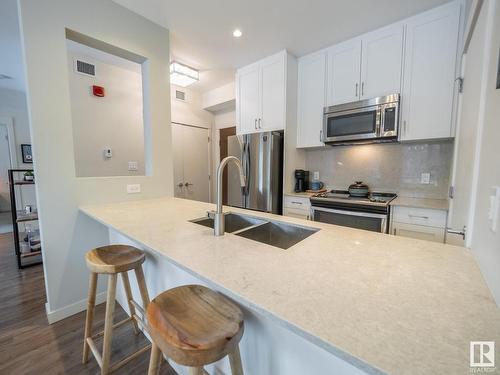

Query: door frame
[171,121,212,202]
[0,117,22,211]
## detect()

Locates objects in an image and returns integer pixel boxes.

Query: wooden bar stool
[147,284,245,375]
[82,244,151,374]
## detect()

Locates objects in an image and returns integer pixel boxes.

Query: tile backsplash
[305,141,454,199]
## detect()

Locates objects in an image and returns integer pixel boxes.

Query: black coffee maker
[294,170,309,193]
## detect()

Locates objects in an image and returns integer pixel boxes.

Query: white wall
[67,43,145,177]
[467,0,500,306]
[18,0,173,322]
[202,81,235,112]
[170,85,213,129]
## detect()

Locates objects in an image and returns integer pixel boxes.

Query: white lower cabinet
[283,195,311,220]
[391,206,447,243]
[392,222,445,243]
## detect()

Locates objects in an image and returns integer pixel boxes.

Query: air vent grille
[175,90,186,101]
[75,60,95,76]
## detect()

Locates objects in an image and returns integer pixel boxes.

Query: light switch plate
[420,172,431,184]
[489,186,500,232]
[127,184,141,194]
[128,161,138,171]
[313,171,320,180]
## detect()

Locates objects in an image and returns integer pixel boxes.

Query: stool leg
[82,272,98,364]
[134,266,150,309]
[121,271,139,334]
[228,345,244,375]
[189,367,204,375]
[101,273,118,375]
[147,342,162,375]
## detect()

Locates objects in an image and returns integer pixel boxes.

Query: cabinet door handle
[403,120,407,137]
[184,182,193,187]
[254,119,257,129]
[258,118,262,129]
[355,83,358,97]
[320,129,323,142]
[291,201,303,205]
[408,214,429,220]
[361,82,365,96]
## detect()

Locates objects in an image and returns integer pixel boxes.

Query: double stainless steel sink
[190,213,319,250]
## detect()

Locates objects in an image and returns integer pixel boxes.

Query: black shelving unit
[8,169,42,269]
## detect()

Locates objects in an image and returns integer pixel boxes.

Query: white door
[401,2,460,141]
[360,24,404,99]
[171,123,210,202]
[182,125,210,202]
[260,54,285,131]
[172,123,185,198]
[0,125,12,212]
[297,51,327,148]
[447,4,490,246]
[327,39,362,106]
[237,66,260,134]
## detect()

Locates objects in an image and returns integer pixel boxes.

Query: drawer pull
[291,201,303,205]
[408,214,429,220]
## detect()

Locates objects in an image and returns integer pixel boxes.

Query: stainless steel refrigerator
[226,131,283,214]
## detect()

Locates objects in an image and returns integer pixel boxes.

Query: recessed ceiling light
[232,29,242,38]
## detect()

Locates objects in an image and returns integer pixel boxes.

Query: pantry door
[172,123,210,202]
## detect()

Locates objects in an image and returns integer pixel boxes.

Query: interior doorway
[219,127,236,205]
[0,118,17,234]
[172,123,211,202]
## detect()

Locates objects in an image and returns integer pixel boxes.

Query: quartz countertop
[284,191,315,198]
[390,196,449,211]
[80,197,500,375]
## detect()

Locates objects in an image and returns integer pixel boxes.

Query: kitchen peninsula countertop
[80,197,500,375]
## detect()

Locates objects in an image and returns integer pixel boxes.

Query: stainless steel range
[310,190,397,233]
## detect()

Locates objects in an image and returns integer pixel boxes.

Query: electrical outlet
[313,171,320,180]
[126,184,141,194]
[420,172,431,184]
[103,148,112,159]
[128,161,138,171]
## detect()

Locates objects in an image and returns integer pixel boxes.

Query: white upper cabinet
[297,51,327,148]
[236,51,287,134]
[360,24,404,99]
[326,39,362,106]
[237,64,260,134]
[400,2,460,141]
[261,54,286,131]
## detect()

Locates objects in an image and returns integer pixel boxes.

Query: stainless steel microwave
[323,94,400,145]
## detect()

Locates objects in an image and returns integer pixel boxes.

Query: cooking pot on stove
[348,181,369,197]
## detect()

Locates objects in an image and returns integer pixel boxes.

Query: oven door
[311,206,388,233]
[323,105,381,143]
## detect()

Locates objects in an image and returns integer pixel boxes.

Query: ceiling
[113,0,451,92]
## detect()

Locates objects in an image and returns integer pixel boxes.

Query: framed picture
[21,144,33,164]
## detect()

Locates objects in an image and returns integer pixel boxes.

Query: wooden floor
[0,232,176,375]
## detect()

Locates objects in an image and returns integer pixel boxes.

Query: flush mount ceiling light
[233,29,243,38]
[170,61,199,87]
[0,74,12,80]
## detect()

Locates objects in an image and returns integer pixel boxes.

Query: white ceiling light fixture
[170,61,199,87]
[232,29,242,38]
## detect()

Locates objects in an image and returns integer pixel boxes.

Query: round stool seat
[147,285,244,367]
[85,245,145,274]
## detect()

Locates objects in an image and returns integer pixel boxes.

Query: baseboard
[45,291,107,324]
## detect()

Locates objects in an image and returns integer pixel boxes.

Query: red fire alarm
[92,85,105,97]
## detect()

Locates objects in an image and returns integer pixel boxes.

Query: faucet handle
[207,210,216,219]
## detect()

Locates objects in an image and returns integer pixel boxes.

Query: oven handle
[310,206,388,233]
[310,206,387,219]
